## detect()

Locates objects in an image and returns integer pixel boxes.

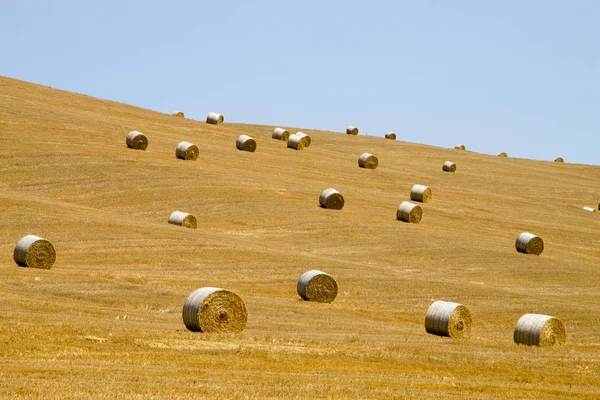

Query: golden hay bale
[397,201,422,223]
[126,131,148,151]
[171,111,185,117]
[358,153,378,169]
[206,112,224,125]
[385,132,396,140]
[442,161,456,172]
[295,132,311,147]
[236,135,256,152]
[287,134,306,150]
[514,314,566,347]
[176,141,199,161]
[168,211,197,229]
[455,144,466,150]
[410,184,432,203]
[583,206,596,213]
[425,300,472,338]
[516,232,544,255]
[14,235,56,269]
[319,188,344,210]
[182,287,248,333]
[554,157,564,163]
[346,126,359,135]
[297,270,338,303]
[498,152,508,157]
[272,127,290,141]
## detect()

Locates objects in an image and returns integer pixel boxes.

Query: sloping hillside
[0,76,599,399]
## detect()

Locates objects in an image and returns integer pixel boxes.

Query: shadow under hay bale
[182,287,248,333]
[410,184,432,203]
[397,201,422,223]
[126,131,148,151]
[425,300,472,338]
[176,141,199,161]
[319,188,344,210]
[272,127,290,141]
[171,111,184,117]
[346,126,358,135]
[14,235,56,269]
[297,270,338,303]
[168,211,197,229]
[514,314,566,347]
[206,112,224,125]
[358,153,378,169]
[236,135,256,152]
[385,132,396,140]
[516,232,544,255]
[442,161,456,172]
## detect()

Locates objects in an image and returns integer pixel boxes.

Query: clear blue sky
[1,1,598,165]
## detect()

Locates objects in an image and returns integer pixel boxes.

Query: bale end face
[14,235,56,269]
[297,270,338,303]
[442,161,456,172]
[410,184,432,203]
[319,188,344,210]
[514,314,566,346]
[346,126,359,135]
[358,153,378,169]
[126,131,148,151]
[236,135,257,152]
[397,201,422,223]
[425,301,472,338]
[516,232,544,255]
[182,287,248,333]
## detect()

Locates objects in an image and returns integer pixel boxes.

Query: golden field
[0,76,598,399]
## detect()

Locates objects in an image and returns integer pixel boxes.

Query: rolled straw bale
[176,141,199,160]
[425,301,472,338]
[554,157,564,163]
[126,131,148,150]
[319,188,344,210]
[295,132,311,147]
[168,211,197,229]
[182,287,248,333]
[236,135,256,152]
[206,112,224,125]
[410,184,432,203]
[397,201,422,223]
[297,270,338,303]
[287,134,306,150]
[583,206,596,213]
[455,144,466,150]
[498,152,508,157]
[358,153,378,169]
[385,132,396,140]
[442,161,456,172]
[514,314,566,347]
[272,127,290,141]
[346,126,359,135]
[14,235,56,269]
[171,111,185,117]
[515,232,544,255]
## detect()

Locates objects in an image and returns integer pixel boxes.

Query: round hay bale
[236,135,256,152]
[295,132,311,147]
[287,134,306,151]
[425,300,472,338]
[272,127,290,141]
[358,153,378,169]
[176,141,199,161]
[516,232,544,255]
[514,314,566,347]
[410,184,432,203]
[346,126,359,135]
[498,152,508,157]
[583,206,596,213]
[455,144,466,150]
[397,201,422,223]
[168,211,197,229]
[319,188,344,210]
[385,132,396,140]
[171,111,185,117]
[442,161,456,172]
[297,270,338,303]
[182,287,248,333]
[14,235,56,269]
[554,157,564,163]
[126,131,148,151]
[206,112,224,125]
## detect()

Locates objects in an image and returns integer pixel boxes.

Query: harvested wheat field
[0,76,599,399]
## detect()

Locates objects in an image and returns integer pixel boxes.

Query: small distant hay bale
[554,157,564,163]
[14,235,56,269]
[442,161,456,172]
[515,232,544,255]
[287,134,306,150]
[182,287,248,333]
[168,211,197,229]
[236,135,256,152]
[514,314,566,347]
[206,112,224,125]
[346,126,359,135]
[397,201,422,223]
[171,111,185,117]
[319,188,344,210]
[425,300,472,338]
[410,184,432,203]
[455,144,466,150]
[176,141,199,160]
[272,127,290,141]
[358,153,378,169]
[297,270,338,303]
[295,132,311,147]
[498,152,508,157]
[126,131,148,151]
[583,206,596,213]
[385,132,396,140]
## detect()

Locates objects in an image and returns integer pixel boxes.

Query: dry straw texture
[206,112,224,125]
[554,157,564,163]
[272,127,290,141]
[319,188,345,210]
[358,153,378,169]
[126,131,148,151]
[385,132,396,140]
[287,134,306,150]
[583,206,595,213]
[182,287,248,333]
[442,161,456,172]
[514,314,566,347]
[295,132,311,147]
[171,111,184,117]
[397,201,422,223]
[297,270,338,303]
[236,135,257,152]
[168,211,197,229]
[515,232,544,255]
[498,152,508,157]
[14,235,56,269]
[425,300,472,338]
[346,126,359,135]
[176,141,199,161]
[410,184,432,203]
[455,144,466,150]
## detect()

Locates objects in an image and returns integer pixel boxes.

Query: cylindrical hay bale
[385,132,396,140]
[498,152,508,157]
[297,270,338,303]
[287,134,306,150]
[171,111,185,117]
[397,201,422,223]
[514,314,566,347]
[319,188,344,210]
[126,131,148,150]
[410,184,432,203]
[346,126,358,135]
[455,144,466,150]
[442,161,456,172]
[175,141,199,160]
[168,211,197,229]
[295,132,311,147]
[182,287,248,333]
[554,157,564,163]
[425,301,472,338]
[206,112,224,125]
[14,235,56,269]
[583,206,595,213]
[515,232,544,255]
[272,127,290,141]
[358,153,378,169]
[236,135,256,152]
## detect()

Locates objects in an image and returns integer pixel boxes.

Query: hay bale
[171,111,185,117]
[295,132,311,147]
[455,144,466,150]
[583,206,596,213]
[297,270,338,303]
[554,157,564,163]
[397,201,422,223]
[182,287,248,332]
[410,184,432,203]
[176,141,199,161]
[346,126,359,135]
[319,188,344,210]
[272,127,290,141]
[442,161,456,172]
[168,211,197,229]
[514,314,566,346]
[385,132,396,140]
[425,300,472,338]
[126,131,148,151]
[498,152,508,157]
[358,153,378,169]
[14,235,56,269]
[236,135,256,152]
[287,134,306,150]
[206,112,224,125]
[515,232,544,255]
